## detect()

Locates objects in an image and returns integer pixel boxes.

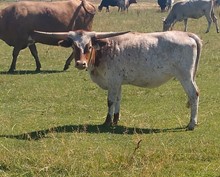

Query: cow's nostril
[75,61,87,69]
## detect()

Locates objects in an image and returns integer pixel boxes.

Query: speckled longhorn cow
[34,30,202,130]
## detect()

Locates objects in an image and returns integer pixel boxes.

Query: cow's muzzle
[75,60,88,70]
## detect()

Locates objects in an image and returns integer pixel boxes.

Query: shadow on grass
[0,70,65,75]
[0,124,187,141]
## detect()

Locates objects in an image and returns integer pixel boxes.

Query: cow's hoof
[113,113,120,125]
[112,119,119,126]
[186,101,190,108]
[102,121,112,127]
[63,65,69,71]
[35,68,41,73]
[186,123,197,131]
[112,121,118,126]
[103,114,113,126]
[8,69,15,74]
[186,126,194,131]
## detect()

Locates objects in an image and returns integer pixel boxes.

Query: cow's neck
[88,48,101,69]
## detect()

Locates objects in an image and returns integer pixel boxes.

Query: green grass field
[0,1,220,176]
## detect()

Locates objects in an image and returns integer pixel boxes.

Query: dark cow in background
[0,0,96,73]
[98,0,120,12]
[158,0,167,11]
[121,0,137,12]
[98,0,136,12]
[158,0,173,11]
[166,0,174,10]
[34,30,202,131]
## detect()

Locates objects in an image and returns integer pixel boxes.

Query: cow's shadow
[0,70,65,75]
[0,124,187,141]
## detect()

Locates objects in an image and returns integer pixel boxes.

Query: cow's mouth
[75,60,88,70]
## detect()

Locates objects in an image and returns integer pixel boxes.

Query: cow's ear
[92,39,108,50]
[58,38,73,48]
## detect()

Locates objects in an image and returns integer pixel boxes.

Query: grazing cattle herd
[1,0,220,130]
[98,0,137,12]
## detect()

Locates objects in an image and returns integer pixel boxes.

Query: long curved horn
[33,31,71,40]
[95,31,130,39]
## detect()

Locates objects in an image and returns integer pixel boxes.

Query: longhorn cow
[34,30,202,130]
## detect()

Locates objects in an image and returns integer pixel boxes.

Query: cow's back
[97,31,199,87]
[172,0,212,19]
[0,0,96,46]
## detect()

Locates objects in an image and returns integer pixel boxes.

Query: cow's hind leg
[29,44,41,72]
[106,6,110,12]
[170,21,176,31]
[183,19,188,32]
[63,52,74,71]
[211,11,219,33]
[205,14,212,33]
[180,79,199,130]
[8,47,21,73]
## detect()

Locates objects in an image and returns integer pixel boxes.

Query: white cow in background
[163,0,219,33]
[166,0,174,10]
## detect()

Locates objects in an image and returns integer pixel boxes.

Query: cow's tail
[188,33,202,81]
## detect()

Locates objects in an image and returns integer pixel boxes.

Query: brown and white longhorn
[34,30,202,130]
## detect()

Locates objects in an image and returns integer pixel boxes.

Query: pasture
[0,0,220,176]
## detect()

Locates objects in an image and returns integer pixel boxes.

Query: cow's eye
[85,45,92,52]
[88,46,92,50]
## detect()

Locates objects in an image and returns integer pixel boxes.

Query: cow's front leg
[183,19,188,32]
[103,86,121,126]
[113,86,121,125]
[103,99,114,126]
[205,15,212,33]
[29,44,41,72]
[170,21,176,31]
[63,52,74,71]
[8,47,21,73]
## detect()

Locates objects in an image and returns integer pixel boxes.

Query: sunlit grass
[0,0,220,176]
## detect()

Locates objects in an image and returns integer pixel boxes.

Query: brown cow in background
[0,0,96,72]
